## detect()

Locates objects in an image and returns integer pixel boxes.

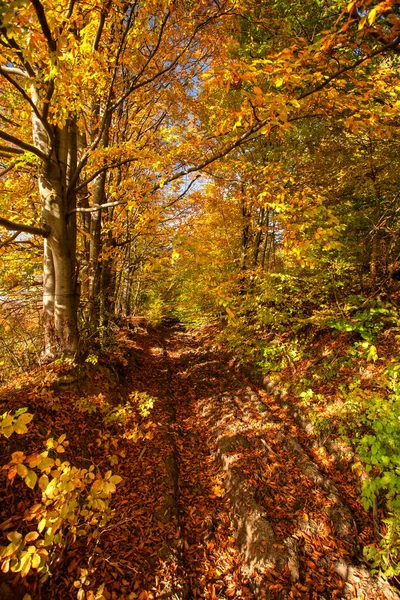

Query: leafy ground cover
[221,294,400,584]
[1,323,399,599]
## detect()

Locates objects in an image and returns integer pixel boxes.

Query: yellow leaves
[24,470,38,489]
[13,412,33,435]
[6,531,22,543]
[347,0,356,13]
[38,457,55,471]
[357,15,368,30]
[210,484,224,497]
[367,7,379,25]
[37,518,47,534]
[38,474,50,491]
[233,113,244,131]
[31,552,41,569]
[16,464,29,478]
[45,434,68,453]
[0,405,124,579]
[314,227,323,240]
[11,451,25,463]
[0,409,33,439]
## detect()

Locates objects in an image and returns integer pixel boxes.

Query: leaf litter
[0,323,399,600]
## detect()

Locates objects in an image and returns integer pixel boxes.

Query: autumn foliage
[1,0,400,598]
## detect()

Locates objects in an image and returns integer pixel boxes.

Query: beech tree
[1,0,399,359]
[0,0,236,357]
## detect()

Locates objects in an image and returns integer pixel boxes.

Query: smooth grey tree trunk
[32,91,79,359]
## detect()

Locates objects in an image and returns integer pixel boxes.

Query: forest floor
[0,324,399,600]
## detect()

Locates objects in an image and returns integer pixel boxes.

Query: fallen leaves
[0,325,396,600]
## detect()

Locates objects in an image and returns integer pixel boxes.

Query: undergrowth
[218,287,400,580]
[0,331,157,599]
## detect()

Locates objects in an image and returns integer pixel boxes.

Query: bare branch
[0,145,24,156]
[0,231,21,248]
[0,130,47,161]
[163,175,201,209]
[69,200,125,214]
[111,9,172,112]
[30,0,57,53]
[0,216,49,237]
[0,66,28,77]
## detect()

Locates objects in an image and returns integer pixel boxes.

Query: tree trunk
[253,208,265,267]
[87,111,111,332]
[39,160,78,358]
[261,210,270,270]
[76,132,91,305]
[32,99,79,359]
[99,252,116,334]
[87,174,105,330]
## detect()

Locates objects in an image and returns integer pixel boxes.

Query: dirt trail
[98,324,397,600]
[7,324,394,600]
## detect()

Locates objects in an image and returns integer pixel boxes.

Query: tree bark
[87,110,111,332]
[253,208,265,267]
[0,216,48,237]
[32,94,79,359]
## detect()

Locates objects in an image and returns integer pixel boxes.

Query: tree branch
[71,4,137,184]
[0,216,49,237]
[0,162,18,177]
[0,145,24,155]
[72,157,139,194]
[30,0,57,53]
[0,130,47,161]
[111,8,172,113]
[64,0,77,21]
[69,200,124,214]
[163,175,202,209]
[0,112,21,128]
[0,231,21,248]
[0,29,36,77]
[299,36,400,101]
[92,0,113,52]
[0,66,28,77]
[0,67,47,128]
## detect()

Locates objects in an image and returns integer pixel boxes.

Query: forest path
[105,324,398,600]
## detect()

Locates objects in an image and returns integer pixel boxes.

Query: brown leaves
[0,324,394,600]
